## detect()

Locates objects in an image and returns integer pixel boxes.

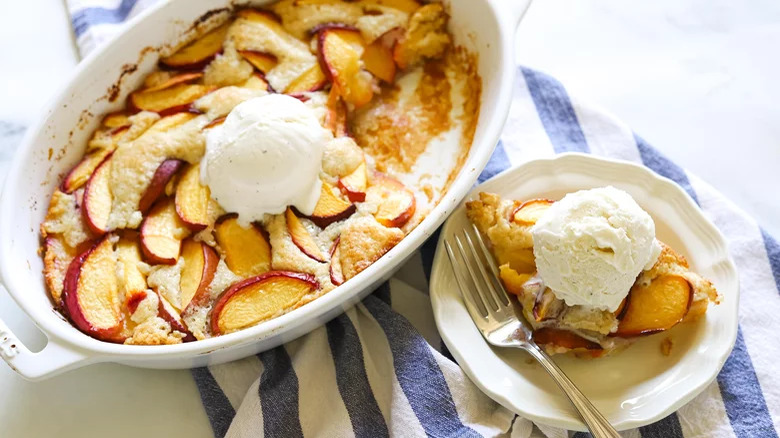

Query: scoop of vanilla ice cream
[201,94,331,225]
[531,186,662,312]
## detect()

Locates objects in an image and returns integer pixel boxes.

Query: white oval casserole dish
[0,0,529,380]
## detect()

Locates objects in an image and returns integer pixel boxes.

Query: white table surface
[1,1,778,436]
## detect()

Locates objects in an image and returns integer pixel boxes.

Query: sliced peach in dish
[324,88,348,137]
[138,159,184,213]
[286,208,326,262]
[241,73,270,91]
[363,39,396,83]
[140,198,192,265]
[175,164,211,231]
[532,328,602,351]
[239,50,278,74]
[157,292,196,342]
[160,23,229,69]
[512,199,554,226]
[102,111,131,129]
[312,25,365,54]
[237,8,283,25]
[211,271,319,335]
[61,147,113,194]
[129,83,214,116]
[338,160,368,202]
[365,0,421,14]
[366,175,415,228]
[284,64,328,95]
[117,235,147,299]
[44,236,76,305]
[142,72,203,93]
[179,239,218,311]
[82,153,114,235]
[125,290,147,315]
[214,214,272,277]
[329,237,344,286]
[615,275,692,337]
[62,236,124,342]
[308,182,356,228]
[318,28,374,108]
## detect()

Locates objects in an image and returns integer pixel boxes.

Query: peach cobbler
[466,187,721,357]
[41,0,481,344]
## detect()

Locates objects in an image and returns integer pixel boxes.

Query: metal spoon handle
[523,343,621,438]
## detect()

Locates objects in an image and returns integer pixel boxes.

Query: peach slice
[366,0,421,14]
[324,88,348,137]
[532,288,563,322]
[494,246,536,274]
[160,23,229,69]
[615,275,692,337]
[498,264,532,296]
[44,236,77,305]
[102,111,131,129]
[338,160,368,202]
[329,237,344,286]
[241,73,270,91]
[61,147,113,194]
[126,290,147,315]
[179,239,218,311]
[175,164,211,231]
[203,116,226,130]
[140,198,192,265]
[318,28,374,108]
[117,235,147,299]
[308,182,357,228]
[139,159,184,213]
[532,328,602,351]
[214,214,272,277]
[239,50,278,74]
[129,83,214,116]
[211,271,319,335]
[284,64,328,95]
[366,175,415,228]
[82,153,114,235]
[512,199,554,226]
[363,39,396,83]
[286,208,326,262]
[157,292,196,342]
[142,72,203,93]
[62,236,124,342]
[237,8,283,26]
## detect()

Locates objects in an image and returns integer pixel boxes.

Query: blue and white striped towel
[67,2,780,437]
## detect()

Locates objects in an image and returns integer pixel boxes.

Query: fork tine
[469,224,513,302]
[462,228,510,307]
[471,224,501,278]
[454,232,501,312]
[444,239,488,319]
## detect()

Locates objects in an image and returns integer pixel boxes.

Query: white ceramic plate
[429,153,739,431]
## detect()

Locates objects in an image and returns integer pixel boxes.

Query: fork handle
[523,343,621,438]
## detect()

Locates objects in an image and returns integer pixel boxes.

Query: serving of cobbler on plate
[466,187,721,358]
[41,0,481,345]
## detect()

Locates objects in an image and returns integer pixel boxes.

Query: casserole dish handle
[0,316,91,381]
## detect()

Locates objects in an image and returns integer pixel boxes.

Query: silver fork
[444,224,620,438]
